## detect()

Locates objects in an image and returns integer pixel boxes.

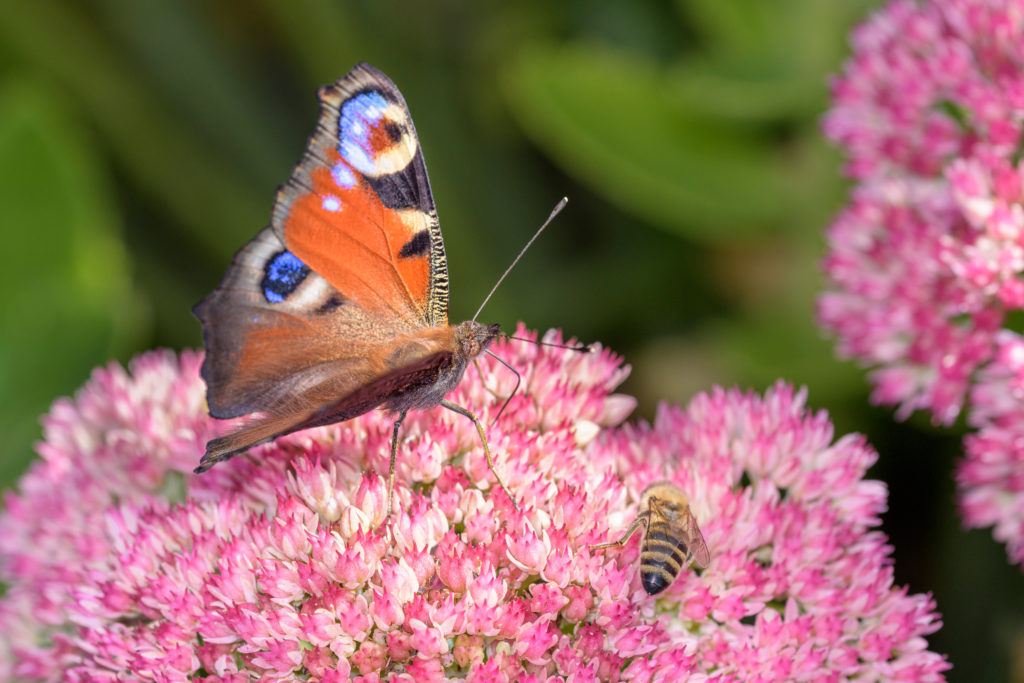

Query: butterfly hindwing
[194,227,408,419]
[193,226,462,469]
[271,62,450,328]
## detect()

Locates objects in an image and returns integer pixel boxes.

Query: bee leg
[590,512,650,550]
[440,399,520,512]
[382,409,408,528]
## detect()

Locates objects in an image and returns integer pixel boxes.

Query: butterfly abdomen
[639,518,687,595]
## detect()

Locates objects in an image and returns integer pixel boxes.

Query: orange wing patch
[194,226,414,419]
[271,65,449,328]
[282,156,431,323]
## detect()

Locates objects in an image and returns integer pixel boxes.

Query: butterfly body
[193,63,514,511]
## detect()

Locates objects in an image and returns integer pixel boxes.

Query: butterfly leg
[384,410,408,524]
[590,512,650,550]
[440,399,520,512]
[472,359,502,399]
[473,355,522,428]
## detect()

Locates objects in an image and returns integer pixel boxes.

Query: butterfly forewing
[271,62,449,327]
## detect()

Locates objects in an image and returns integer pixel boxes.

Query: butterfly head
[454,321,501,361]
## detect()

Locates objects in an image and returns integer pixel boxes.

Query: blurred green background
[0,0,1020,679]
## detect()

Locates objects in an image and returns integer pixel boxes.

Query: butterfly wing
[195,226,412,420]
[194,228,458,471]
[195,63,459,470]
[194,344,456,473]
[272,62,450,328]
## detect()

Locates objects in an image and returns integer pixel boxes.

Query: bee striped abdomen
[590,482,709,596]
[640,520,687,595]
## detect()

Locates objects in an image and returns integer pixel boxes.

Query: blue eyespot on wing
[261,251,310,303]
[269,62,452,327]
[193,227,416,420]
[338,91,397,174]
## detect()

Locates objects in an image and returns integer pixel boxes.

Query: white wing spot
[322,195,342,212]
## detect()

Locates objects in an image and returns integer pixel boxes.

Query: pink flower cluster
[820,0,1024,562]
[960,332,1024,564]
[0,328,947,680]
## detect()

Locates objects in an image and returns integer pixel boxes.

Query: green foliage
[506,44,790,238]
[0,78,142,481]
[501,1,866,412]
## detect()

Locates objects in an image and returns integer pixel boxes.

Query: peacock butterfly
[193,62,517,516]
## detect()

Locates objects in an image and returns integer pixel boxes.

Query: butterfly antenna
[472,197,568,322]
[505,334,593,353]
[485,350,521,426]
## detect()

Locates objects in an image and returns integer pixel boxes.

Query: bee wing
[681,505,711,569]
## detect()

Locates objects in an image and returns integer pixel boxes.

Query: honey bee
[592,481,710,595]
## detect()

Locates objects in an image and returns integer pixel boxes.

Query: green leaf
[504,44,790,242]
[681,0,876,76]
[0,0,267,259]
[681,0,787,62]
[667,60,822,122]
[670,0,880,122]
[0,78,142,485]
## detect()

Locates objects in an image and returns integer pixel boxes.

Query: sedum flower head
[821,0,1024,424]
[0,327,946,680]
[960,330,1024,565]
[820,0,1024,561]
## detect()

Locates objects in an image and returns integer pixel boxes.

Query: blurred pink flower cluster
[820,0,1024,563]
[0,328,947,680]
